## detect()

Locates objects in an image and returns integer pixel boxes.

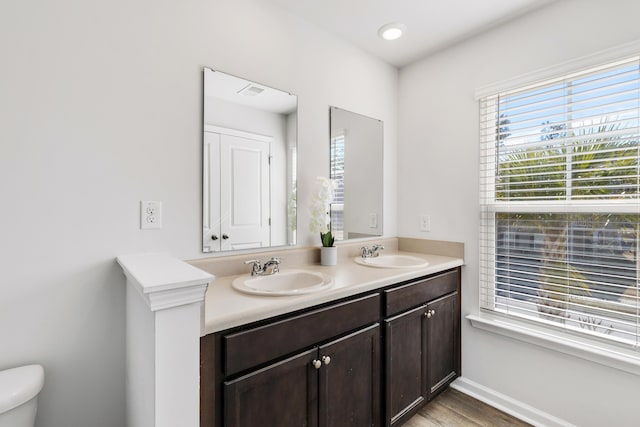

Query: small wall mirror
[203,68,297,253]
[329,106,383,240]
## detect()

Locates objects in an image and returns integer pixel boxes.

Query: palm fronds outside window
[480,56,640,346]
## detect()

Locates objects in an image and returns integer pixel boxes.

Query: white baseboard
[450,377,574,427]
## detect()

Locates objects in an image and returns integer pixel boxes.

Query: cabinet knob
[431,309,436,316]
[312,359,322,369]
[321,355,331,365]
[426,311,432,318]
[222,234,229,240]
[211,235,219,240]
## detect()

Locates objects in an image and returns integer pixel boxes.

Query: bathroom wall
[0,0,397,426]
[398,0,640,425]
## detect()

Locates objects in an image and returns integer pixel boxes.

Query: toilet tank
[0,365,44,427]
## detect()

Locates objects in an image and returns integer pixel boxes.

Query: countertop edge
[117,252,214,293]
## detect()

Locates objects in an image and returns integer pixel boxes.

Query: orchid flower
[309,176,337,246]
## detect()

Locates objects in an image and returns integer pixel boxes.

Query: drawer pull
[322,355,331,366]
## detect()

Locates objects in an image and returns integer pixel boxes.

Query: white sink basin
[232,270,333,296]
[354,254,430,269]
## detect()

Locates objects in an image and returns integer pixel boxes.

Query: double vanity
[118,68,462,427]
[192,238,464,427]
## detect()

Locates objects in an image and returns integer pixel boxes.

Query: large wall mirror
[329,106,383,240]
[203,68,297,253]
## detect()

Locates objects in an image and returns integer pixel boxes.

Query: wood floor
[405,388,531,427]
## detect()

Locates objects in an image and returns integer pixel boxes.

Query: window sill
[467,313,640,376]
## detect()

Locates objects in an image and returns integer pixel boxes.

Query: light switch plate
[141,201,162,229]
[369,213,378,228]
[420,214,430,232]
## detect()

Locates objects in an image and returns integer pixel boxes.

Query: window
[479,56,640,348]
[330,132,345,240]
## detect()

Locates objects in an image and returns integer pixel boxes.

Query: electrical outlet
[420,214,430,232]
[141,201,162,229]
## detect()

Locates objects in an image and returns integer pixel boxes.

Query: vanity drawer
[224,293,381,376]
[384,269,458,316]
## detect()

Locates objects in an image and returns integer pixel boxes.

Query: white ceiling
[265,0,556,68]
[204,68,297,114]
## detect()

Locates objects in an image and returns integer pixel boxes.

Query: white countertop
[118,253,214,294]
[118,252,215,311]
[201,251,463,336]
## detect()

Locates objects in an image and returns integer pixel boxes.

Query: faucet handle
[244,259,262,275]
[263,257,281,274]
[361,246,372,258]
[371,244,385,257]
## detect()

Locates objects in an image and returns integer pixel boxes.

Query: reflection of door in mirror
[204,126,271,252]
[203,68,297,253]
[329,107,383,241]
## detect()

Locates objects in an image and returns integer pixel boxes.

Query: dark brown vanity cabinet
[201,293,382,427]
[425,291,459,399]
[224,324,380,427]
[224,348,318,426]
[384,305,428,426]
[201,267,461,427]
[317,324,380,426]
[383,269,461,426]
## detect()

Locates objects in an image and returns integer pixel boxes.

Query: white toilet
[0,365,44,427]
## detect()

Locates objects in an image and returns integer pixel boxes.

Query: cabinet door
[318,324,380,427]
[224,348,318,427]
[384,305,427,426]
[426,292,459,400]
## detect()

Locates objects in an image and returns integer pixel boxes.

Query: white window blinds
[330,133,345,240]
[479,56,640,347]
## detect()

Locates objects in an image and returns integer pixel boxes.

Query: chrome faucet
[361,244,385,258]
[244,257,282,276]
[262,257,281,275]
[371,244,384,257]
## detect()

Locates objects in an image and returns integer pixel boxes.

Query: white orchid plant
[309,176,337,247]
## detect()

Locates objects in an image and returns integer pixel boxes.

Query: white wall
[398,1,640,425]
[0,0,397,426]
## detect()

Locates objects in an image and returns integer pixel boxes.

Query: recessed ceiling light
[378,22,406,41]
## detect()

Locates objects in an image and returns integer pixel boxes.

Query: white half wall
[0,1,397,426]
[398,1,640,426]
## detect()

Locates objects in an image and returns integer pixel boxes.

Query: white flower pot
[320,246,337,266]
